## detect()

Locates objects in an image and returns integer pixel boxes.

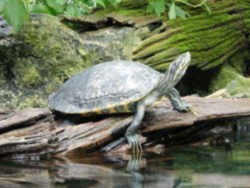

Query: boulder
[0,14,91,109]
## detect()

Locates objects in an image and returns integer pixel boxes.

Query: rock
[0,14,91,109]
[0,16,12,38]
[80,27,141,64]
[209,51,250,98]
[225,77,250,98]
[209,64,244,93]
[208,65,250,98]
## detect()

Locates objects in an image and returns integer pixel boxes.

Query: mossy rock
[209,51,250,98]
[79,27,140,64]
[209,50,248,91]
[225,76,250,98]
[0,14,91,109]
[209,64,242,92]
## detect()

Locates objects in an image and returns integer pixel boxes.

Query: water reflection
[0,142,250,188]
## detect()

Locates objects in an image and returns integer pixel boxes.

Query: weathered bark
[0,97,250,160]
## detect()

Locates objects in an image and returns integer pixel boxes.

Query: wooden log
[142,96,250,133]
[0,108,51,133]
[0,97,250,159]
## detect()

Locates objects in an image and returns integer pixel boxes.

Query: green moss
[13,15,91,90]
[80,27,140,63]
[17,94,48,109]
[0,14,92,109]
[129,0,250,72]
[133,9,245,71]
[116,8,148,17]
[210,64,242,92]
[0,89,19,109]
[0,65,6,86]
[209,49,248,94]
[13,62,41,88]
[226,77,250,97]
[223,50,250,97]
[229,50,248,74]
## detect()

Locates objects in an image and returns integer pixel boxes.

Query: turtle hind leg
[125,102,145,154]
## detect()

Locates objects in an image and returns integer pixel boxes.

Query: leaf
[95,0,106,8]
[203,2,211,14]
[64,4,82,17]
[2,0,29,31]
[175,5,190,18]
[108,0,122,8]
[147,0,165,17]
[168,1,176,19]
[45,0,67,14]
[30,3,54,14]
[0,0,7,13]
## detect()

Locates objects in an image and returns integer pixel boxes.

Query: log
[0,96,250,159]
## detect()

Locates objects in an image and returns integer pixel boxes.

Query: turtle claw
[176,101,191,112]
[175,102,199,117]
[126,134,143,154]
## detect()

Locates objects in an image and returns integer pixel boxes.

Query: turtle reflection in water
[48,52,191,153]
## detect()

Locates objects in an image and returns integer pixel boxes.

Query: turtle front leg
[166,88,190,112]
[125,102,145,153]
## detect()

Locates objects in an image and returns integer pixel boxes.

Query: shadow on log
[0,96,250,160]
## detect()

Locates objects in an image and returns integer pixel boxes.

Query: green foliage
[1,0,29,31]
[95,0,106,8]
[45,0,67,14]
[147,0,165,17]
[0,0,7,12]
[28,0,126,16]
[147,0,210,19]
[203,2,211,14]
[29,0,92,16]
[0,0,210,31]
[168,1,176,19]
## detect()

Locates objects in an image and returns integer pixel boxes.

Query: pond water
[1,129,250,188]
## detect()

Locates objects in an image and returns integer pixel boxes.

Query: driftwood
[0,96,250,159]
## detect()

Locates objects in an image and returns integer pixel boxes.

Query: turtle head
[157,52,191,94]
[168,52,191,84]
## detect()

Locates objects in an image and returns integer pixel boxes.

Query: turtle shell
[48,60,161,114]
